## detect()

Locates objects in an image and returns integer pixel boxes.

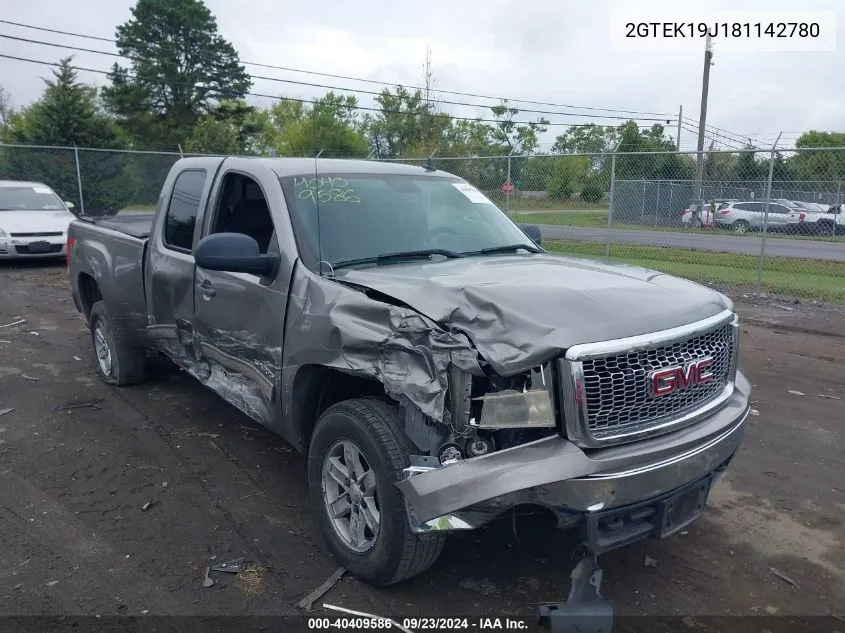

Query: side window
[209,173,276,254]
[769,204,788,214]
[733,203,752,211]
[164,170,207,251]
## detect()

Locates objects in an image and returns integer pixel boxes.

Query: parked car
[789,202,845,236]
[0,181,76,259]
[712,200,800,233]
[680,199,736,227]
[67,157,751,612]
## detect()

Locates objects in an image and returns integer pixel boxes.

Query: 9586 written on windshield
[610,10,836,51]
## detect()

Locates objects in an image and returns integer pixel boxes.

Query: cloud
[1,0,842,148]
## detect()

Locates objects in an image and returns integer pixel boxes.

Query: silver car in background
[0,181,76,259]
[713,200,801,233]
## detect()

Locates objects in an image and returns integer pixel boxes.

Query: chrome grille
[579,322,735,441]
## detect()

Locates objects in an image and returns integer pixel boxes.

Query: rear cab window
[163,170,208,252]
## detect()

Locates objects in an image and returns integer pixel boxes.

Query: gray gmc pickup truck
[68,156,750,608]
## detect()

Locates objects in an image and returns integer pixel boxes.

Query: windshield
[280,174,539,268]
[0,186,66,211]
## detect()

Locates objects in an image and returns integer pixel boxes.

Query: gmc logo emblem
[650,357,714,397]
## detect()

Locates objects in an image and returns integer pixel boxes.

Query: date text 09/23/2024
[308,617,530,630]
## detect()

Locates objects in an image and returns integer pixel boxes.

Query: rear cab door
[190,158,298,432]
[144,159,221,364]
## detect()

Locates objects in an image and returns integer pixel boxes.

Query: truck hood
[0,210,75,234]
[338,253,731,375]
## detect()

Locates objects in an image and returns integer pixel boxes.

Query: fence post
[505,151,513,215]
[756,133,782,294]
[73,145,85,216]
[668,183,674,222]
[604,142,622,258]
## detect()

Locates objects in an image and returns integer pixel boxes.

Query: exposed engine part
[496,428,554,451]
[399,396,449,455]
[448,365,473,434]
[438,443,463,465]
[466,435,495,457]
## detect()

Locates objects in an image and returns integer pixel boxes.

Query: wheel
[308,399,445,585]
[732,220,750,234]
[816,221,835,237]
[88,300,147,385]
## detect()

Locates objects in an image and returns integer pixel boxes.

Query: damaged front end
[285,264,749,549]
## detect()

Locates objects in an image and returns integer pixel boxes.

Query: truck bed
[78,211,155,239]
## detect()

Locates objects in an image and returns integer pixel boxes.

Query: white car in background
[0,181,76,260]
[680,200,735,227]
[789,202,845,236]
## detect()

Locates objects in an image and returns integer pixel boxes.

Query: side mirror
[195,233,279,277]
[520,224,542,245]
[65,201,75,209]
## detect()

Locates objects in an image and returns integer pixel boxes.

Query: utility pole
[422,47,434,142]
[692,35,714,226]
[676,105,682,151]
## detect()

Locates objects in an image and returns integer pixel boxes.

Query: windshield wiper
[470,243,542,255]
[332,248,465,270]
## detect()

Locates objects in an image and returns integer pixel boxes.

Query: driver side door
[191,167,292,431]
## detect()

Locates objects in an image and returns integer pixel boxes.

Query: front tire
[308,399,445,585]
[89,301,147,386]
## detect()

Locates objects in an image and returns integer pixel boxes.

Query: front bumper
[0,238,66,259]
[396,371,750,536]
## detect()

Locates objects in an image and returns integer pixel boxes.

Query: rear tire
[816,221,835,237]
[732,220,750,234]
[307,398,445,586]
[89,300,147,386]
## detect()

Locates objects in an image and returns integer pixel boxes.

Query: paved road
[537,224,845,262]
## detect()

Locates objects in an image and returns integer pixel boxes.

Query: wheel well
[290,366,386,451]
[78,273,102,320]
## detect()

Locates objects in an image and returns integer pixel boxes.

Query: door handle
[199,279,216,298]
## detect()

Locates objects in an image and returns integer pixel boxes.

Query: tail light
[799,213,806,222]
[66,236,75,267]
[719,209,731,215]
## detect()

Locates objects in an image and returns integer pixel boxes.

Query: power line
[680,123,743,151]
[682,117,751,148]
[0,52,660,130]
[0,32,674,123]
[0,18,677,120]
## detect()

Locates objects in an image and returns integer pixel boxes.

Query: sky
[0,0,842,150]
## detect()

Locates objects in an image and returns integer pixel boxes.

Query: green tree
[488,101,548,155]
[364,86,450,158]
[552,124,617,154]
[184,99,261,154]
[258,93,369,158]
[0,85,12,141]
[789,131,845,182]
[5,57,133,214]
[103,0,251,147]
[545,155,591,199]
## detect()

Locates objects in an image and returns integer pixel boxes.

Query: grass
[513,210,845,243]
[544,239,845,303]
[491,197,608,212]
[513,210,609,227]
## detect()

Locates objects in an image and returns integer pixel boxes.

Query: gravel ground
[0,261,842,632]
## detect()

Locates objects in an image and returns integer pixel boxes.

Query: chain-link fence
[1,142,844,305]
